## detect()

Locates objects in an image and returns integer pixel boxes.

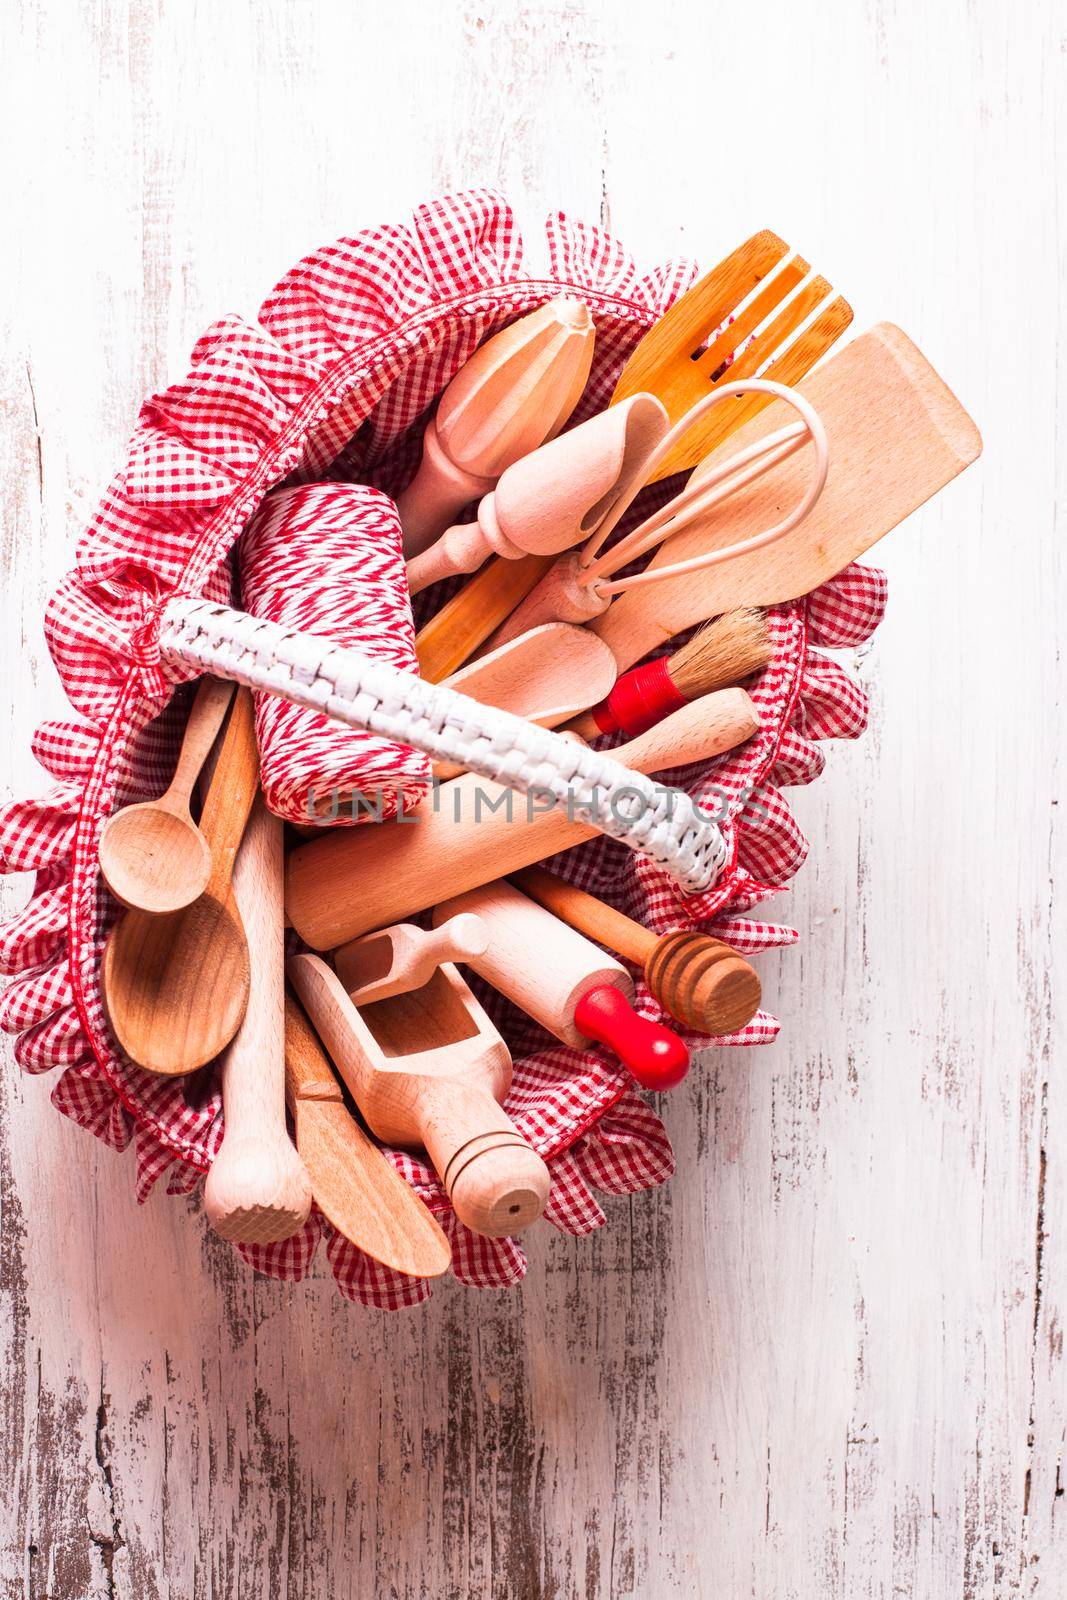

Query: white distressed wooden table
[1,1,1062,1594]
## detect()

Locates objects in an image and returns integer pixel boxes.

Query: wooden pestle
[512,865,762,1036]
[285,687,760,951]
[204,795,313,1244]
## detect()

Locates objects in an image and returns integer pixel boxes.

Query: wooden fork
[611,230,853,481]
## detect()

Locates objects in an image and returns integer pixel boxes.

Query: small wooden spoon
[102,687,259,1076]
[431,623,617,779]
[98,677,235,913]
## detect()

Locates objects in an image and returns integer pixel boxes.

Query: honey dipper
[511,866,762,1036]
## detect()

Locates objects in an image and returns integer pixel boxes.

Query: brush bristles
[669,609,773,699]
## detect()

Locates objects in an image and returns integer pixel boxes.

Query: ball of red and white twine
[239,483,430,825]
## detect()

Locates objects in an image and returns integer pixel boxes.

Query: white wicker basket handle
[158,597,729,894]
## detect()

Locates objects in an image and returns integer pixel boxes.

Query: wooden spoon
[98,677,235,913]
[431,623,618,779]
[102,687,258,1076]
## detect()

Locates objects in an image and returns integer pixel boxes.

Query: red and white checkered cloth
[0,192,887,1309]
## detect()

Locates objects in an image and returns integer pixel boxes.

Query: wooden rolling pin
[204,796,313,1244]
[434,882,689,1089]
[512,865,762,1036]
[285,687,760,951]
[288,954,550,1239]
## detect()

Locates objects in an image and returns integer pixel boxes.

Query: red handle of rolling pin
[573,985,690,1090]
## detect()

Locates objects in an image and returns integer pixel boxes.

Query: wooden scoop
[284,992,452,1278]
[431,623,618,779]
[102,687,258,1075]
[203,796,312,1245]
[286,686,760,951]
[334,914,490,1005]
[288,954,551,1239]
[98,677,235,913]
[405,394,668,593]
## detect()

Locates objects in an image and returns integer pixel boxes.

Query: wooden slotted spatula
[611,230,853,481]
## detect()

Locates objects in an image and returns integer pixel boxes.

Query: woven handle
[157,597,727,894]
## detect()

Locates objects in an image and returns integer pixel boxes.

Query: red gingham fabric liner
[0,192,887,1307]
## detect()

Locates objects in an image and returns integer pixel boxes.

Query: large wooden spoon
[98,677,235,913]
[102,687,258,1076]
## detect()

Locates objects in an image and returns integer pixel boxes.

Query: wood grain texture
[0,0,1063,1594]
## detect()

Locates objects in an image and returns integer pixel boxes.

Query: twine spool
[239,483,431,825]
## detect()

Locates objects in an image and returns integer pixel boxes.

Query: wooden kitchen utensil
[102,687,258,1075]
[611,229,853,481]
[564,609,772,741]
[405,393,668,593]
[334,913,490,1005]
[288,954,551,1239]
[286,686,759,951]
[412,234,849,681]
[397,295,595,555]
[593,323,983,675]
[434,882,689,1090]
[512,865,762,1036]
[204,795,312,1245]
[430,623,618,779]
[98,676,235,913]
[284,992,452,1277]
[484,375,828,650]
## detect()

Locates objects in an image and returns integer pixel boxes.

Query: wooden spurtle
[204,795,312,1245]
[563,610,772,741]
[286,686,759,951]
[98,677,235,913]
[284,992,452,1278]
[593,324,983,675]
[398,295,595,555]
[434,883,689,1090]
[102,687,258,1075]
[334,914,490,1005]
[611,230,853,480]
[431,623,618,779]
[513,865,762,1036]
[288,954,550,1239]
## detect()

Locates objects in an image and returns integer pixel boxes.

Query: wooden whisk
[484,377,829,650]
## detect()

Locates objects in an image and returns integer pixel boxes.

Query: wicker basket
[0,192,886,1306]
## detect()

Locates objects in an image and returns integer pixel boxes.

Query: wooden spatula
[611,230,853,481]
[284,992,452,1278]
[594,323,982,674]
